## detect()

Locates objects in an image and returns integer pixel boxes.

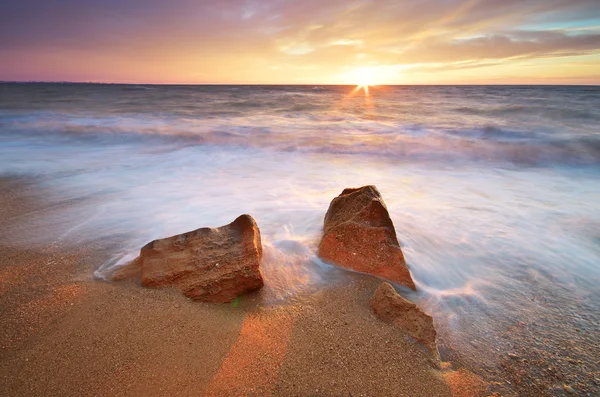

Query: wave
[2,111,600,166]
[453,104,600,121]
[446,125,539,141]
[121,85,154,91]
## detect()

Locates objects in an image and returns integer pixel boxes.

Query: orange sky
[1,0,599,84]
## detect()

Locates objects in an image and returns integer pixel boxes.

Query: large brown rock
[113,214,264,303]
[318,185,416,290]
[370,282,439,364]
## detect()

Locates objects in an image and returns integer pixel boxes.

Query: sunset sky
[1,0,600,85]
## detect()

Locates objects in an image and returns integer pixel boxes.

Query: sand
[0,176,481,397]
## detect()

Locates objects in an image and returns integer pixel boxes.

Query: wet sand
[0,176,485,397]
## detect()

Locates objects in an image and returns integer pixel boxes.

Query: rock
[563,385,576,394]
[318,185,415,290]
[113,214,264,303]
[370,282,439,363]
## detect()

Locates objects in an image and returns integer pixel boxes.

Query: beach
[0,176,465,397]
[1,84,599,396]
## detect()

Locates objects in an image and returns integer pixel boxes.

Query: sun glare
[354,68,373,87]
[348,67,377,96]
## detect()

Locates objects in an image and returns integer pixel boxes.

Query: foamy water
[1,83,600,393]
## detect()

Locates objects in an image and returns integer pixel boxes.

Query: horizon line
[1,80,599,87]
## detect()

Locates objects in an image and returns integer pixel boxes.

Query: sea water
[1,83,599,392]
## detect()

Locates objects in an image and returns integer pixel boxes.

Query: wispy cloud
[1,0,599,83]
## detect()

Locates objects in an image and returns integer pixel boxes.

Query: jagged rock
[112,214,264,303]
[318,185,415,290]
[370,282,439,363]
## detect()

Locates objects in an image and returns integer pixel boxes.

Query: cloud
[329,39,363,46]
[278,42,315,55]
[393,31,600,64]
[1,0,599,83]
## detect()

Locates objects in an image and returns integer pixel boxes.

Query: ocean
[1,83,599,394]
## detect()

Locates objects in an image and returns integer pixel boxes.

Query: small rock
[563,385,576,394]
[370,282,439,364]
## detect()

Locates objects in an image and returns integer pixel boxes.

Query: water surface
[1,83,599,395]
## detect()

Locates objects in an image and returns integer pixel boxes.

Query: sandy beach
[0,176,490,397]
[3,0,600,390]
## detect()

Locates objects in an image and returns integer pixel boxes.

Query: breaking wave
[1,109,600,166]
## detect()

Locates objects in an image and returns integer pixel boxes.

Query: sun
[349,67,375,95]
[354,68,373,87]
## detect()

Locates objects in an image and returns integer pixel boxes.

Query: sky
[1,0,600,85]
